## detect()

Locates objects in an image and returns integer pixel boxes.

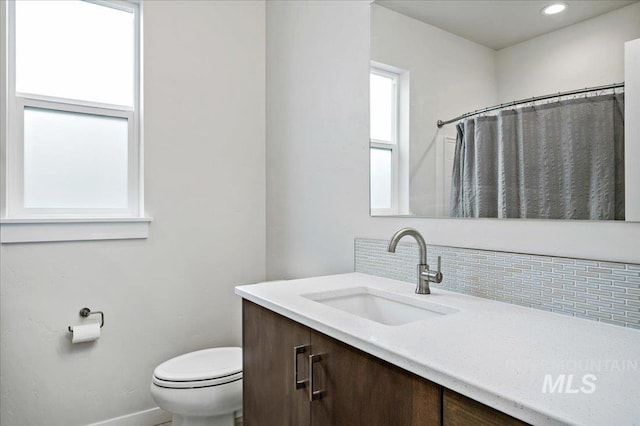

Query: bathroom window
[370,67,398,214]
[1,0,149,242]
[370,64,409,215]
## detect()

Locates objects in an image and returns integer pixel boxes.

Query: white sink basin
[303,287,458,326]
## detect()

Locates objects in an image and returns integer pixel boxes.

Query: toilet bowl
[151,347,242,426]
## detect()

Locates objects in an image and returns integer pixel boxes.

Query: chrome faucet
[387,228,443,294]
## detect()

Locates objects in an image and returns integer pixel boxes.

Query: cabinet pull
[294,345,309,389]
[309,354,324,401]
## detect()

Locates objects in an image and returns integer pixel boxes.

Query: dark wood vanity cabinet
[443,390,528,426]
[309,330,441,425]
[242,300,526,426]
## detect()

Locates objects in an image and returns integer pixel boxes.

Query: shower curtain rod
[436,82,624,128]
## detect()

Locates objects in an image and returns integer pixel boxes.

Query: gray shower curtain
[449,94,625,220]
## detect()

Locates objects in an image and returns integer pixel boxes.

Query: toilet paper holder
[68,308,104,332]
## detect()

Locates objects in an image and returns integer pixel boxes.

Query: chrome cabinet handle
[309,353,324,401]
[294,345,309,389]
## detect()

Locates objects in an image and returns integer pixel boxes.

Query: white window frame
[0,0,150,243]
[370,65,400,215]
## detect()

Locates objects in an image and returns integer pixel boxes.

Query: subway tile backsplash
[355,238,640,330]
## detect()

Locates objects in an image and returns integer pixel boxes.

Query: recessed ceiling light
[542,3,567,15]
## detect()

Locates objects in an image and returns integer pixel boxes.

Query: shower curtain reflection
[450,94,625,220]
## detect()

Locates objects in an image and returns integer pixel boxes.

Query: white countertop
[235,273,640,426]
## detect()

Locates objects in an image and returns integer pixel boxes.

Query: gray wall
[0,1,266,424]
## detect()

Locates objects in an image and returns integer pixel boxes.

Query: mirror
[369,0,640,220]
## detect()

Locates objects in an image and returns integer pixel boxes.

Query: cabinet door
[243,300,311,425]
[309,330,441,426]
[443,389,529,426]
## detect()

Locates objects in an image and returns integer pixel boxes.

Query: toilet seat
[153,347,242,389]
[153,370,242,389]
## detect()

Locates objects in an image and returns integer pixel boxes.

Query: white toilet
[151,347,242,426]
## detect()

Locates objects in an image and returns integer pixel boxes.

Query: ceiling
[373,0,639,50]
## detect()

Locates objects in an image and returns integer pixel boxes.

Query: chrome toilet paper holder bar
[68,308,104,332]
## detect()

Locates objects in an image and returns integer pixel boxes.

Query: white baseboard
[87,407,172,426]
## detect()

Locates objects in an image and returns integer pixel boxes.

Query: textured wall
[0,2,265,424]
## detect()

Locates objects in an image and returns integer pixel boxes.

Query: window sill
[0,217,152,243]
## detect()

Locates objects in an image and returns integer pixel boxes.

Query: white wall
[266,0,640,283]
[497,2,640,102]
[371,5,497,216]
[0,1,266,425]
[626,38,640,221]
[266,0,371,279]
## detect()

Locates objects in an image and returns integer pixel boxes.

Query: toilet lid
[154,347,242,383]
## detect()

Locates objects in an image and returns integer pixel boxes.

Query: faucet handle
[434,256,443,283]
[423,256,443,284]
